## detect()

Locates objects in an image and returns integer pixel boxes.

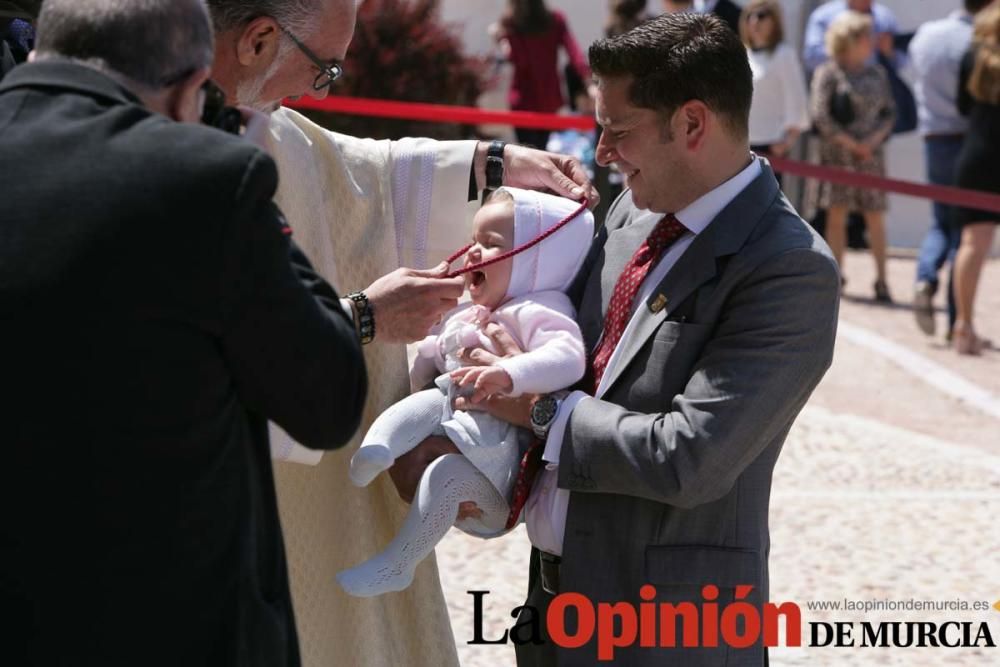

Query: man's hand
[387,436,458,503]
[364,262,464,343]
[450,366,513,403]
[475,142,600,208]
[458,321,523,365]
[454,392,535,430]
[387,436,482,520]
[452,321,533,427]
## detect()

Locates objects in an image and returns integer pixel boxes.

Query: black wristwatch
[530,394,560,440]
[485,140,506,190]
[346,291,375,345]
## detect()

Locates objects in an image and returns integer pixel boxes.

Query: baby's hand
[450,366,514,403]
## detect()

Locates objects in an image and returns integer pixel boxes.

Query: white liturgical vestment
[265,107,477,667]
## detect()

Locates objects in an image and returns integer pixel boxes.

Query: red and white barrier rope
[287,95,594,131]
[285,97,1000,215]
[767,156,1000,215]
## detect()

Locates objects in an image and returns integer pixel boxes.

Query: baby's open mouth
[471,271,486,288]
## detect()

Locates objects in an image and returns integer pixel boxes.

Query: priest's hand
[363,263,464,343]
[475,142,600,208]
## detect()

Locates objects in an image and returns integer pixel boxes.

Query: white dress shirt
[524,157,763,556]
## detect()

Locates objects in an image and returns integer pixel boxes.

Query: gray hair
[34,0,214,89]
[205,0,323,37]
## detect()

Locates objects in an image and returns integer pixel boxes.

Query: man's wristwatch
[530,394,560,440]
[346,291,375,345]
[485,140,505,190]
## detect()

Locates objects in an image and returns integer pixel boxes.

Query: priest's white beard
[236,45,292,112]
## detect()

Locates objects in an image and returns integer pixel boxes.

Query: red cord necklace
[442,198,590,279]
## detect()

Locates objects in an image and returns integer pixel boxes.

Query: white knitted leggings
[336,453,509,597]
[349,388,446,487]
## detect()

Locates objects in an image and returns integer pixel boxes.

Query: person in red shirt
[494,0,592,149]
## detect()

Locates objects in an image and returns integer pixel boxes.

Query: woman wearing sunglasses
[740,0,810,187]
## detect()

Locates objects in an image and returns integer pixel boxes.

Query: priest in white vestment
[206,2,598,663]
[266,108,476,667]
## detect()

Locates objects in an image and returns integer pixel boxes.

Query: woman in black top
[953,4,1000,354]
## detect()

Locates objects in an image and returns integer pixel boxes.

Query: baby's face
[465,201,515,309]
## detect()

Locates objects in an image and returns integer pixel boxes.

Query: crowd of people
[0,1,994,667]
[484,0,999,354]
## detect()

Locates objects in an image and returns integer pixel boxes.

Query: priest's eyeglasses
[279,25,344,91]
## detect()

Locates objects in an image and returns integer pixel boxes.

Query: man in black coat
[0,1,366,665]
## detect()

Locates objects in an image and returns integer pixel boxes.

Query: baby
[336,187,594,597]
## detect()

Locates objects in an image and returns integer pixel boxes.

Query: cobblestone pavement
[436,256,1000,667]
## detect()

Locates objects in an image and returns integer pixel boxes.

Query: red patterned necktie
[504,216,687,529]
[590,214,688,392]
[505,437,544,530]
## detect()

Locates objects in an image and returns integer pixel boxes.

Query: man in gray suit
[455,12,841,666]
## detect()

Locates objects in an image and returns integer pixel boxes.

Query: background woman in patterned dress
[811,10,896,302]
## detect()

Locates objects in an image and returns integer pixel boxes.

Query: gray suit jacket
[531,160,839,666]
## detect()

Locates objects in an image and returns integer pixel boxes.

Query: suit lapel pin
[649,294,668,313]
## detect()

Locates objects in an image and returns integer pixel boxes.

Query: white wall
[438,0,971,250]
